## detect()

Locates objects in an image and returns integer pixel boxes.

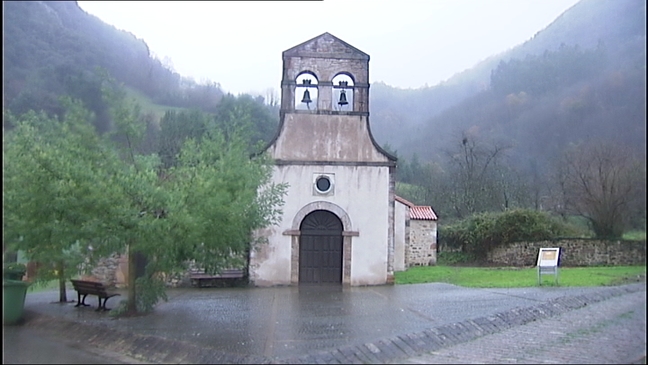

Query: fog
[78,0,580,95]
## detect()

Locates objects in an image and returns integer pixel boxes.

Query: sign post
[537,247,560,285]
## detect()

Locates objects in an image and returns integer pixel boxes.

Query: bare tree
[553,141,645,238]
[444,131,513,218]
[264,88,279,107]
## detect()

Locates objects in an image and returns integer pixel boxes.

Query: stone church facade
[249,33,398,286]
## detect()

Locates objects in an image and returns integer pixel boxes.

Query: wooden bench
[189,268,246,288]
[70,279,121,311]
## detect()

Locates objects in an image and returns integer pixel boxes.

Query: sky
[77,0,581,96]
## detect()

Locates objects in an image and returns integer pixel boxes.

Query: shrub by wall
[442,209,576,259]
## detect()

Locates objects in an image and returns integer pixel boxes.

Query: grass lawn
[25,266,646,291]
[394,265,646,287]
[123,86,188,124]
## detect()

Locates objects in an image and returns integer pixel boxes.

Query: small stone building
[394,196,438,270]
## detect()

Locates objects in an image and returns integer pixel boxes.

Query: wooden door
[299,210,343,284]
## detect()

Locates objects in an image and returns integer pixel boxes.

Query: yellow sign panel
[542,250,556,261]
[537,247,560,267]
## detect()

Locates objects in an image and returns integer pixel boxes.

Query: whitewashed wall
[393,200,408,272]
[250,163,391,286]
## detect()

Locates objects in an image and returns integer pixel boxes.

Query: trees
[553,141,646,238]
[3,98,119,302]
[100,84,287,314]
[4,86,287,315]
[444,133,513,218]
[212,94,279,151]
[157,109,210,168]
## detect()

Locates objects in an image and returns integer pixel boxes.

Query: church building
[249,32,399,286]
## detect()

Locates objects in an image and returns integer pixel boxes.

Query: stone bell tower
[250,32,397,286]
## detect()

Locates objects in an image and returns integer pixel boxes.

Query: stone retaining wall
[487,239,646,267]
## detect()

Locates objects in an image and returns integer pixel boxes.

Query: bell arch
[332,73,355,112]
[295,71,318,111]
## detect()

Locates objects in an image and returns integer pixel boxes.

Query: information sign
[537,247,560,285]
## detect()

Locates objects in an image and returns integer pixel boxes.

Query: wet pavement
[3,281,646,363]
[2,325,139,364]
[396,289,646,364]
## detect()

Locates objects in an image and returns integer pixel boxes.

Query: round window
[315,176,331,193]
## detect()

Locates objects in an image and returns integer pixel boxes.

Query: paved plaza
[3,281,646,364]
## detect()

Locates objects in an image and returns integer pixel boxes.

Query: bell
[301,89,312,104]
[338,89,348,106]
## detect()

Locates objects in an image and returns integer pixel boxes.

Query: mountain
[3,1,224,131]
[369,0,646,173]
[3,0,645,176]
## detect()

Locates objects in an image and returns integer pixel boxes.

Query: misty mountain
[370,0,646,174]
[3,0,645,179]
[3,1,225,131]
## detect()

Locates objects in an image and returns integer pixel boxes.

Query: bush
[441,209,576,259]
[437,251,477,265]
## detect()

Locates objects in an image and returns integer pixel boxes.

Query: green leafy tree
[101,83,287,315]
[3,97,119,302]
[157,109,210,168]
[169,123,288,275]
[213,94,279,151]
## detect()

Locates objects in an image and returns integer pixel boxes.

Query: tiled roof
[395,195,438,221]
[409,206,438,220]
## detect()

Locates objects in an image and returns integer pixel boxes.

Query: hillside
[3,0,644,174]
[2,1,224,131]
[369,0,646,170]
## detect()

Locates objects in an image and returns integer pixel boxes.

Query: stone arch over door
[286,201,358,285]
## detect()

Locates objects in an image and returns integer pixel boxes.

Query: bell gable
[282,32,369,61]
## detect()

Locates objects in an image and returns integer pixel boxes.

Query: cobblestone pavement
[395,290,646,364]
[7,282,646,364]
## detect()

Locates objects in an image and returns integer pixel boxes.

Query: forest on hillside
[3,1,228,133]
[372,0,646,234]
[370,0,646,159]
[3,0,646,237]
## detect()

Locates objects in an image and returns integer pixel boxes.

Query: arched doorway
[299,210,343,284]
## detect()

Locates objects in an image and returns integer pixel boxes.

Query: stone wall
[83,253,190,288]
[85,253,120,288]
[487,239,646,267]
[406,220,438,266]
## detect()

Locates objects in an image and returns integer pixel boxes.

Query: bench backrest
[70,279,109,295]
[190,268,245,279]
